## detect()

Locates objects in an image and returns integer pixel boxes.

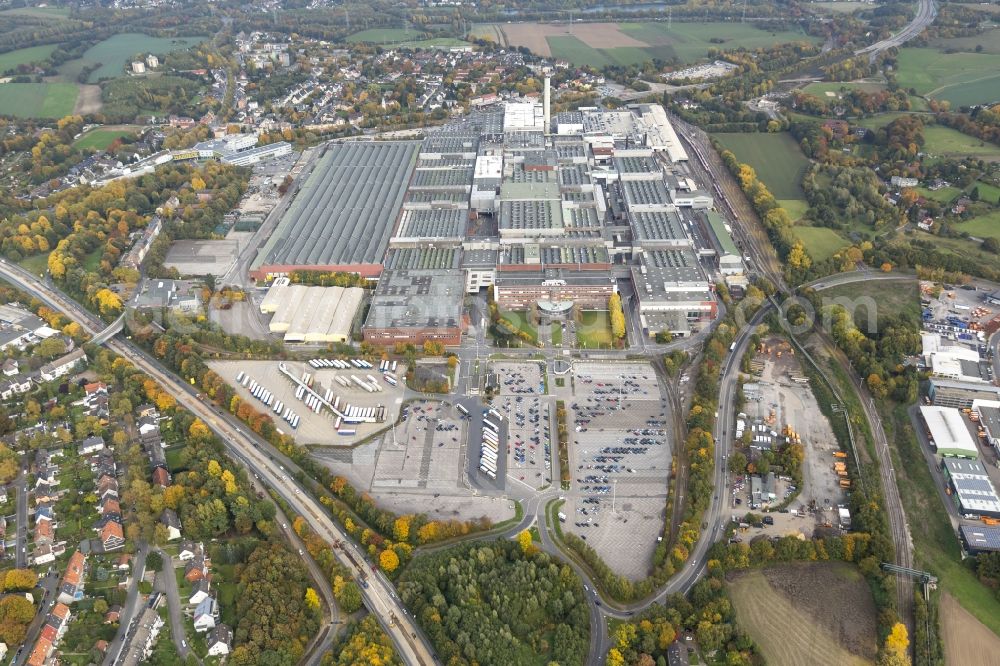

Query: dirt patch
[566,23,647,48]
[500,23,551,56]
[941,592,1000,666]
[73,84,102,114]
[728,562,876,666]
[497,22,645,56]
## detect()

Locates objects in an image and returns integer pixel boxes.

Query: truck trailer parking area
[209,360,404,444]
[563,362,671,580]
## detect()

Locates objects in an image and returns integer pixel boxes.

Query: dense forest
[398,539,590,666]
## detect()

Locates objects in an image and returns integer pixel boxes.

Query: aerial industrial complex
[251,88,745,344]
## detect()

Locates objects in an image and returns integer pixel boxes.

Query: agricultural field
[793,225,848,261]
[0,82,77,118]
[807,1,868,13]
[728,562,877,666]
[820,278,919,323]
[73,127,137,150]
[940,593,1000,666]
[895,48,1000,108]
[0,44,57,73]
[394,38,470,50]
[471,21,816,67]
[922,126,1000,160]
[714,132,811,200]
[57,33,204,83]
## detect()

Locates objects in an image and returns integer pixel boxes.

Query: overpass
[92,311,126,345]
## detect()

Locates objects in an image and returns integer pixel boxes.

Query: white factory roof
[503,102,544,132]
[263,283,363,342]
[930,348,985,384]
[474,154,503,180]
[921,405,980,458]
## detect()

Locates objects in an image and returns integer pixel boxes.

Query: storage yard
[207,359,405,444]
[735,337,847,537]
[562,361,671,579]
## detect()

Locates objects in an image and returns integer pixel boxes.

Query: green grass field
[714,132,811,200]
[394,38,470,49]
[73,127,136,150]
[972,182,1000,204]
[0,82,77,118]
[957,210,1000,240]
[895,47,1000,107]
[793,226,848,262]
[778,199,809,222]
[346,28,424,43]
[915,185,962,203]
[577,310,614,348]
[0,6,70,19]
[547,35,614,68]
[801,80,887,98]
[0,44,57,73]
[931,28,1000,55]
[809,1,867,12]
[17,251,50,276]
[57,33,204,83]
[921,126,1000,159]
[820,278,919,322]
[618,22,816,63]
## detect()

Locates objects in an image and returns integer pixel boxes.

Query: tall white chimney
[543,76,551,135]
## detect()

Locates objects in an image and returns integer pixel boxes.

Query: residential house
[178,541,201,561]
[151,466,171,488]
[160,509,181,541]
[79,435,105,455]
[57,550,87,604]
[0,375,31,400]
[26,636,53,666]
[193,596,219,632]
[0,487,7,504]
[34,482,57,504]
[2,359,18,376]
[39,348,86,382]
[184,555,209,583]
[136,404,157,419]
[105,605,121,624]
[189,579,211,605]
[33,543,65,566]
[34,519,54,546]
[207,624,233,656]
[98,475,119,501]
[100,521,125,551]
[115,554,131,571]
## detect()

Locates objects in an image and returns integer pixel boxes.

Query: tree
[0,595,34,645]
[983,237,1000,254]
[517,529,534,555]
[94,598,109,615]
[36,337,66,358]
[304,588,321,613]
[609,293,626,341]
[379,549,399,573]
[2,569,37,592]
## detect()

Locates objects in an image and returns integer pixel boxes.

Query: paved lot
[489,395,553,491]
[310,398,516,524]
[489,361,546,395]
[208,360,404,444]
[563,362,670,580]
[371,400,466,491]
[164,239,242,278]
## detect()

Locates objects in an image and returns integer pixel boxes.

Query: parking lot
[563,362,671,580]
[489,361,546,395]
[208,360,404,444]
[488,395,553,491]
[370,400,467,491]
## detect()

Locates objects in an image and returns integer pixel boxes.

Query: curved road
[855,0,937,57]
[0,261,438,666]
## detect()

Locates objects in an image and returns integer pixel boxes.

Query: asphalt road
[105,545,151,666]
[855,0,937,56]
[0,261,437,666]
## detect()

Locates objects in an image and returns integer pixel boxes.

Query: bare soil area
[498,22,645,56]
[941,592,1000,666]
[73,84,101,114]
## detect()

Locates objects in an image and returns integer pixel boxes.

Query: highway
[0,261,438,666]
[855,0,937,57]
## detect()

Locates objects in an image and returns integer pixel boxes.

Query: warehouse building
[960,523,1000,554]
[260,281,364,343]
[928,379,1000,409]
[494,270,616,310]
[631,248,716,338]
[942,458,1000,518]
[920,405,980,458]
[362,270,467,346]
[250,141,420,280]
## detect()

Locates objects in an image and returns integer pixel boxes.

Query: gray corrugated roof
[253,141,419,268]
